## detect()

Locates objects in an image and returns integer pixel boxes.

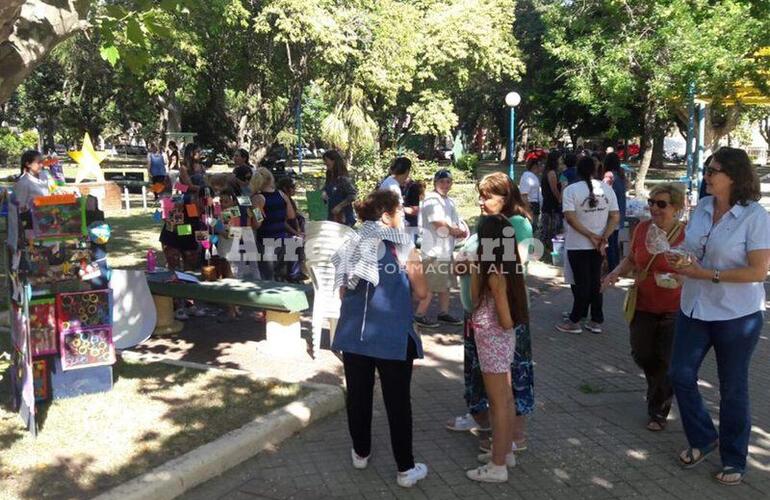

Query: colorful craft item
[69,132,107,184]
[30,300,57,356]
[33,359,50,402]
[32,193,77,207]
[173,182,189,193]
[31,197,86,239]
[152,210,162,222]
[160,198,173,219]
[151,183,166,194]
[185,204,199,217]
[60,327,116,371]
[88,221,111,245]
[56,290,111,332]
[176,224,192,236]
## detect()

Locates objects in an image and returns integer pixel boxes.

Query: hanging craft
[30,299,57,356]
[31,197,86,239]
[56,290,111,332]
[32,359,50,402]
[60,326,115,371]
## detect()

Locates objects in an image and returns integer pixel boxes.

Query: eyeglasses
[705,166,724,176]
[647,199,670,209]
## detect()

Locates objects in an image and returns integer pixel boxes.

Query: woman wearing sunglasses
[602,183,685,432]
[666,147,770,485]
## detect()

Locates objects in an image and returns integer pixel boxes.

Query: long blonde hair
[250,167,274,193]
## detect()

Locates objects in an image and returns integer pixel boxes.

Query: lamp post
[505,91,521,180]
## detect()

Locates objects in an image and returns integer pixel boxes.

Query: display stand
[6,193,115,435]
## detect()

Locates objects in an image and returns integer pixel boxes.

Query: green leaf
[126,17,146,46]
[122,49,148,73]
[143,16,173,39]
[104,5,127,20]
[99,45,120,66]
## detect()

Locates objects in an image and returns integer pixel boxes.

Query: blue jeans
[669,310,763,471]
[606,229,620,272]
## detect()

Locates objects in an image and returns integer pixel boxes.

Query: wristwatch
[712,269,720,284]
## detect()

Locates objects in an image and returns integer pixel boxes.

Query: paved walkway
[182,262,770,499]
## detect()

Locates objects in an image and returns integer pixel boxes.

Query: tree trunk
[157,91,182,143]
[635,105,656,195]
[0,0,91,105]
[651,128,665,168]
[758,116,769,145]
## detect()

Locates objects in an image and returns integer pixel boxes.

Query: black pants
[630,311,675,421]
[568,249,603,323]
[342,339,417,472]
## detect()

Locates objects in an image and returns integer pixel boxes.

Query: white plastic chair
[304,221,355,353]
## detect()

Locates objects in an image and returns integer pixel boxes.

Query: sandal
[679,442,718,469]
[715,467,744,486]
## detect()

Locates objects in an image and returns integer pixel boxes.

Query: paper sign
[176,224,192,236]
[151,183,166,194]
[174,183,189,193]
[185,204,199,217]
[194,230,209,242]
[237,196,252,207]
[174,271,200,283]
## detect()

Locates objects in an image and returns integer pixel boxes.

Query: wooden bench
[146,272,312,357]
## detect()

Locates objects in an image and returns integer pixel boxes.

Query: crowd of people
[9,142,768,488]
[326,145,769,489]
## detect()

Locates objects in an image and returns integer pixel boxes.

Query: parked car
[524,148,547,162]
[433,147,454,163]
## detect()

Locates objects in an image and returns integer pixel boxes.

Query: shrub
[349,148,441,196]
[0,128,39,168]
[455,153,479,175]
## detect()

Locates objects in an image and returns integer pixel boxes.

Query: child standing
[466,215,529,483]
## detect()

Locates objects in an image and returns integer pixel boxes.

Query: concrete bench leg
[152,295,184,335]
[257,310,308,358]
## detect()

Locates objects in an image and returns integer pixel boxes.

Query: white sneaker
[174,309,189,321]
[446,413,490,432]
[477,451,516,467]
[397,463,428,488]
[466,462,508,483]
[351,449,369,470]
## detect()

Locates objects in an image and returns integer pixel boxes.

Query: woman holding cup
[602,183,685,431]
[666,147,770,485]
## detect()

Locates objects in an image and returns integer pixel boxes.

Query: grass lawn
[0,358,305,500]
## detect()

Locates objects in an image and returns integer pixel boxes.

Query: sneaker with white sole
[351,449,369,470]
[397,463,428,488]
[584,321,603,334]
[187,305,208,317]
[446,413,490,432]
[466,462,508,483]
[479,440,526,453]
[477,451,516,467]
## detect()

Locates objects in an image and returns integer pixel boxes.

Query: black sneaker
[437,313,463,326]
[414,315,439,329]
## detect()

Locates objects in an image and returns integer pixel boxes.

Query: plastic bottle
[146,249,157,272]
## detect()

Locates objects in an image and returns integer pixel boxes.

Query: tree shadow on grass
[18,363,305,499]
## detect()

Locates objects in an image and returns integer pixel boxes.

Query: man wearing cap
[415,169,467,328]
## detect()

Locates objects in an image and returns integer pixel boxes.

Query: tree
[543,0,770,194]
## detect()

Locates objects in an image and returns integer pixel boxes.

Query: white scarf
[332,220,412,290]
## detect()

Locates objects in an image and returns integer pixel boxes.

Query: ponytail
[577,156,597,208]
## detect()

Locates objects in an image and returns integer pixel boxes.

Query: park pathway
[183,262,770,500]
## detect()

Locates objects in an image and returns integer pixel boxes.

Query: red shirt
[630,220,685,314]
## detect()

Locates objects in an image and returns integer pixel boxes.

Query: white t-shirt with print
[419,191,462,259]
[562,179,618,250]
[379,176,403,205]
[519,170,541,204]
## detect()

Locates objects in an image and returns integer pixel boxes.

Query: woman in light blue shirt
[667,147,770,485]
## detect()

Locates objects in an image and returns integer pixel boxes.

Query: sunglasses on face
[705,166,724,176]
[647,199,670,209]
